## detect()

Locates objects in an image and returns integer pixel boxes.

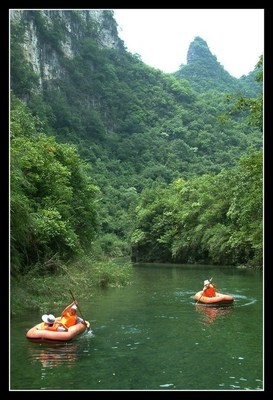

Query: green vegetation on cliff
[10,10,263,283]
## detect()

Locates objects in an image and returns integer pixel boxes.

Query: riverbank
[10,257,133,315]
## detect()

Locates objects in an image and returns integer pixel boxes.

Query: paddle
[195,290,204,305]
[69,289,90,330]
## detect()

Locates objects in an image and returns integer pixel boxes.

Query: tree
[10,94,99,274]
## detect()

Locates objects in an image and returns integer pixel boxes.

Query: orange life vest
[203,286,216,297]
[61,311,77,327]
[39,322,59,331]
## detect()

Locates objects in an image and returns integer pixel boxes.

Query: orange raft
[26,317,88,344]
[194,291,234,306]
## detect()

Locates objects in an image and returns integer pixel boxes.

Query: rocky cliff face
[10,9,124,87]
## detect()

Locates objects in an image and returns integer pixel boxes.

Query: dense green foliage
[131,150,262,266]
[10,10,263,277]
[131,53,263,266]
[230,55,263,132]
[10,94,99,274]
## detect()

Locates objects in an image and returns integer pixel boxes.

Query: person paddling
[202,278,216,297]
[60,301,90,329]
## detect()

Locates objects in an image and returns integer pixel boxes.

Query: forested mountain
[10,10,263,270]
[175,36,262,96]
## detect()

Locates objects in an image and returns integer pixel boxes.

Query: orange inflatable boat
[194,291,234,305]
[26,317,88,344]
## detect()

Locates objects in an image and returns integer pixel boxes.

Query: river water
[10,263,263,391]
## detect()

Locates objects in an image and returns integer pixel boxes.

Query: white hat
[42,314,56,323]
[71,305,77,310]
[204,280,210,285]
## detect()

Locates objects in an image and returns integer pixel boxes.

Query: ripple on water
[159,383,174,388]
[155,315,178,320]
[232,294,257,307]
[121,325,142,334]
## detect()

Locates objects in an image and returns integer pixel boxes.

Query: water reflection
[30,342,79,369]
[195,304,233,324]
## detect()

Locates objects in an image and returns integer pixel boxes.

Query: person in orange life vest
[39,314,68,331]
[60,301,84,328]
[203,279,216,297]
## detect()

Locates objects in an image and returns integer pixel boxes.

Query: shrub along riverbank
[10,256,133,316]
